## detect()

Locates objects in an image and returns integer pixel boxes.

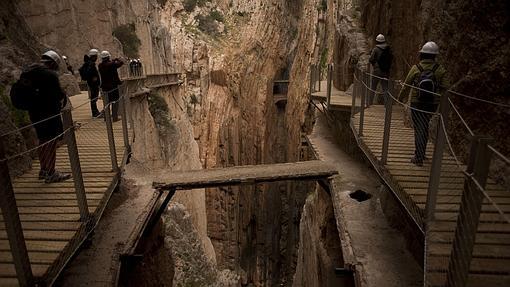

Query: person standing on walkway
[397,41,449,166]
[62,56,74,75]
[369,34,393,106]
[98,50,124,122]
[26,51,71,183]
[80,49,102,117]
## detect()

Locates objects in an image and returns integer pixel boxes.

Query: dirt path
[309,115,423,287]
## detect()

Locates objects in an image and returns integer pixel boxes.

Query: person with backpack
[368,34,393,106]
[98,50,124,122]
[79,49,101,117]
[397,41,450,166]
[10,50,71,183]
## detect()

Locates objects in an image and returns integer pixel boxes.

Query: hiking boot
[38,170,48,180]
[411,156,423,167]
[45,170,71,184]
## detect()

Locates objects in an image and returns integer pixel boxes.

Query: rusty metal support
[62,108,90,221]
[119,88,130,151]
[0,141,34,287]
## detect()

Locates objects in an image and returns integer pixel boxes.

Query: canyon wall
[18,0,173,74]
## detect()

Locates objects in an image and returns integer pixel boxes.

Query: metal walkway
[0,92,131,287]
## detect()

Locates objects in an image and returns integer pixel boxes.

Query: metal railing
[0,82,135,286]
[346,66,510,287]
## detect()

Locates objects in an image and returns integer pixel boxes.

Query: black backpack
[78,63,89,81]
[377,47,392,73]
[9,67,39,111]
[415,64,439,103]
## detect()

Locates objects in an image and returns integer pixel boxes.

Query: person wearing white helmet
[397,41,450,166]
[368,34,393,106]
[79,48,102,117]
[98,51,124,122]
[13,50,71,182]
[62,55,74,75]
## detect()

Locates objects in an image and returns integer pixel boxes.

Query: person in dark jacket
[398,41,450,166]
[62,56,74,75]
[85,49,101,117]
[368,34,393,106]
[27,50,71,183]
[98,50,124,122]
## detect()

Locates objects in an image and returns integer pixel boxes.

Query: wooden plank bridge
[351,105,510,286]
[0,93,130,286]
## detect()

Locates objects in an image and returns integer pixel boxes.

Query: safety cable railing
[0,80,136,286]
[347,66,510,287]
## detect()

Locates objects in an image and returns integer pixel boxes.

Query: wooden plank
[0,240,67,253]
[428,231,510,245]
[427,272,510,287]
[428,256,510,273]
[429,242,510,258]
[0,251,60,265]
[0,263,48,277]
[0,278,19,287]
[0,230,75,241]
[0,222,80,231]
[430,221,510,233]
[154,160,338,190]
[14,200,100,208]
[14,193,103,200]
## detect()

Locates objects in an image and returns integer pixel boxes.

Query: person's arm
[398,66,417,103]
[113,58,124,68]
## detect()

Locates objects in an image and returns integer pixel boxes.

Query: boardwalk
[311,80,354,110]
[0,92,129,286]
[352,105,510,287]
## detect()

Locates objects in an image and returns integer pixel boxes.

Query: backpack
[78,63,89,81]
[377,47,392,73]
[9,67,39,111]
[414,64,439,103]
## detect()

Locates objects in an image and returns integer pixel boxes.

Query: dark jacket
[25,64,66,140]
[85,61,100,88]
[369,44,392,76]
[98,59,124,91]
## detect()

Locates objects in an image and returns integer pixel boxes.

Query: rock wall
[18,0,173,74]
[359,0,509,153]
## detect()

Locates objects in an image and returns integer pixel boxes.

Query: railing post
[318,65,322,92]
[62,108,90,221]
[0,141,34,286]
[119,87,130,151]
[446,136,493,287]
[359,71,366,137]
[326,64,333,107]
[102,91,119,172]
[425,92,450,223]
[309,64,315,96]
[381,81,394,164]
[351,69,357,118]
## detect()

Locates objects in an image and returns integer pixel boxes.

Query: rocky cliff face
[333,0,509,154]
[18,0,173,74]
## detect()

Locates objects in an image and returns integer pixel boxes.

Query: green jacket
[397,59,449,104]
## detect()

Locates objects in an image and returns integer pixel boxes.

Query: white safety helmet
[42,50,62,65]
[376,34,386,43]
[100,50,111,59]
[88,49,99,57]
[62,55,68,60]
[419,41,439,55]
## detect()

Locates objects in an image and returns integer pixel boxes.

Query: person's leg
[369,76,379,106]
[90,85,100,117]
[381,77,389,106]
[38,139,57,175]
[110,90,120,121]
[411,104,427,165]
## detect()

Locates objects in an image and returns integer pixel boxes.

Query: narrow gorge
[0,0,508,286]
